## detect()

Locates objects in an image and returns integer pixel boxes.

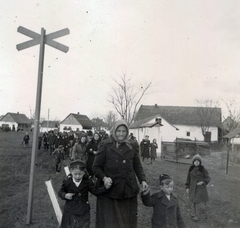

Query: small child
[23,132,30,147]
[141,174,186,228]
[58,160,106,228]
[52,145,65,174]
[185,154,210,222]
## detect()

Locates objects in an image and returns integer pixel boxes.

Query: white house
[130,104,222,154]
[91,118,109,132]
[40,120,59,133]
[0,112,31,131]
[60,113,94,132]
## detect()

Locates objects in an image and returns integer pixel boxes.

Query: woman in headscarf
[92,119,149,228]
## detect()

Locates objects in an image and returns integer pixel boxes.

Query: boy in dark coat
[58,160,106,228]
[141,174,186,228]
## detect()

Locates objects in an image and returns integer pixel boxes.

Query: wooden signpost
[16,26,69,224]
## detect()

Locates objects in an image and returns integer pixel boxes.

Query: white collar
[73,178,82,187]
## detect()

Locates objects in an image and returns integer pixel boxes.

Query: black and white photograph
[0,1,240,227]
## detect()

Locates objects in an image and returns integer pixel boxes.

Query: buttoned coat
[141,191,186,228]
[185,165,210,203]
[140,139,150,158]
[58,174,106,227]
[92,136,146,199]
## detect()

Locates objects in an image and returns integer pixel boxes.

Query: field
[0,131,240,228]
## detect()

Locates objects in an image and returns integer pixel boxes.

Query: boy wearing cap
[52,145,65,174]
[185,154,210,222]
[141,174,186,228]
[58,160,106,228]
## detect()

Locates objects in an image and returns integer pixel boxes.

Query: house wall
[130,118,179,156]
[59,124,83,132]
[0,120,18,131]
[174,125,218,142]
[130,120,218,155]
[40,127,58,133]
[0,114,31,131]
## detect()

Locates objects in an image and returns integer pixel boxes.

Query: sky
[0,0,240,121]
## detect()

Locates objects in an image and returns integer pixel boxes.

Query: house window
[186,131,190,137]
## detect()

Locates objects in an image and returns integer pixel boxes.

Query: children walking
[141,174,186,228]
[185,154,211,222]
[52,145,65,174]
[58,160,106,228]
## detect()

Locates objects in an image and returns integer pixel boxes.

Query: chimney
[77,112,80,115]
[155,104,157,107]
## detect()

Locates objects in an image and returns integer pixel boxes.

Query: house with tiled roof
[59,113,94,132]
[0,112,31,131]
[130,104,222,147]
[40,120,59,133]
[91,118,108,132]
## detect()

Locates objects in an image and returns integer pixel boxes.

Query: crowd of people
[27,121,210,228]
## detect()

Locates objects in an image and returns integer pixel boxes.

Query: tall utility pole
[16,26,69,224]
[47,108,50,132]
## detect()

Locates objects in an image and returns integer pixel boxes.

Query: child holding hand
[58,160,106,228]
[141,174,186,228]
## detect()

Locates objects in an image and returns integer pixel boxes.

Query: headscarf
[110,119,132,149]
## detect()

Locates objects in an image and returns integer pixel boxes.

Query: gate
[161,138,210,164]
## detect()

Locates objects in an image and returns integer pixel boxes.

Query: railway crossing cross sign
[16,26,69,225]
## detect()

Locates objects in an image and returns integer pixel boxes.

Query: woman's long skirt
[95,196,138,228]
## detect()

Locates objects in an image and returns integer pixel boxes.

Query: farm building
[0,112,31,131]
[129,104,222,153]
[59,113,94,132]
[40,120,59,133]
[91,118,108,132]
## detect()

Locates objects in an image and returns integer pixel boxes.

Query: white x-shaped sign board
[16,26,69,53]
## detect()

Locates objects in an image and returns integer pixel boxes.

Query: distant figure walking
[86,132,101,178]
[185,154,211,222]
[140,135,150,162]
[71,135,87,162]
[150,139,158,164]
[23,132,30,147]
[52,145,65,174]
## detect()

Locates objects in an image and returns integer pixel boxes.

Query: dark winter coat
[48,133,56,145]
[141,190,186,228]
[58,173,106,228]
[93,136,146,200]
[86,137,101,176]
[140,139,150,158]
[150,142,158,159]
[185,165,210,203]
[23,135,30,144]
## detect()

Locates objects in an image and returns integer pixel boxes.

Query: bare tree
[195,99,220,141]
[222,99,240,132]
[103,111,116,130]
[109,73,152,125]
